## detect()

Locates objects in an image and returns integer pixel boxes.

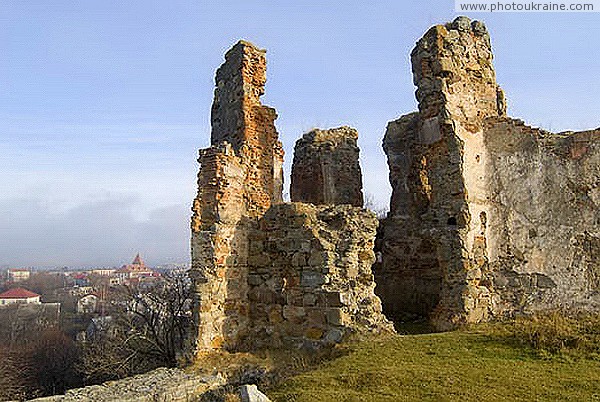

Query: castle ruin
[378,17,600,329]
[190,17,600,356]
[190,41,392,353]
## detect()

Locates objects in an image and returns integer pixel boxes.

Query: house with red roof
[0,287,41,306]
[114,253,158,284]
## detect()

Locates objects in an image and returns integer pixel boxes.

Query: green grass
[266,330,600,401]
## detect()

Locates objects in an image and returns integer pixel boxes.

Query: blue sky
[1,1,598,267]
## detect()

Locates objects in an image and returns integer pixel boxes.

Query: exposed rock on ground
[239,384,271,402]
[29,368,224,402]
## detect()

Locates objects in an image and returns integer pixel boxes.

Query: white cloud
[0,197,190,268]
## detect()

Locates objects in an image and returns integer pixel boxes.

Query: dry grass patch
[267,314,600,401]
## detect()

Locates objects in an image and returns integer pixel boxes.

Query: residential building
[0,287,41,306]
[7,268,31,283]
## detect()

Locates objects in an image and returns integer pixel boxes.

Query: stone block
[307,251,325,267]
[304,327,324,340]
[291,252,307,267]
[319,292,344,307]
[301,271,326,287]
[240,384,272,402]
[282,305,306,320]
[324,328,344,343]
[303,293,317,306]
[326,308,346,326]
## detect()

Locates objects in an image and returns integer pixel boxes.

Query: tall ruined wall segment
[291,126,364,207]
[191,41,392,356]
[380,17,503,327]
[191,41,284,353]
[381,16,600,329]
[210,40,284,211]
[482,118,600,313]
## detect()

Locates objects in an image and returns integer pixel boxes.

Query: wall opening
[374,220,442,327]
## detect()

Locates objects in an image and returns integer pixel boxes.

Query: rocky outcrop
[380,16,600,329]
[291,127,364,207]
[29,368,224,402]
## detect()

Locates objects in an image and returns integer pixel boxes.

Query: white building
[90,268,116,276]
[0,287,41,306]
[77,294,99,314]
[7,269,31,283]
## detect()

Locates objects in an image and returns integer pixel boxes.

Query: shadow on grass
[393,317,437,335]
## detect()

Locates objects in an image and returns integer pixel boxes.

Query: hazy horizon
[2,1,599,267]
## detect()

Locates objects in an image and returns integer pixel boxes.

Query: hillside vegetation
[266,313,600,401]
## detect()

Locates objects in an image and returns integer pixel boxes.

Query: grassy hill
[266,317,600,401]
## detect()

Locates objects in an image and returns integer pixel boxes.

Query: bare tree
[0,345,31,400]
[79,271,193,384]
[30,329,81,395]
[0,328,80,400]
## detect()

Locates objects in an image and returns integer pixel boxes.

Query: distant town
[0,254,189,312]
[0,254,192,398]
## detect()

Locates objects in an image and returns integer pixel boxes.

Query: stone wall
[210,40,284,214]
[244,203,392,349]
[380,17,503,327]
[190,16,599,348]
[190,40,284,352]
[380,16,600,329]
[191,143,249,351]
[481,118,600,314]
[191,41,391,356]
[291,127,364,207]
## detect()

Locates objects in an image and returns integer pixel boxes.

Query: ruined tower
[191,41,391,355]
[191,41,284,351]
[291,126,364,207]
[380,17,600,329]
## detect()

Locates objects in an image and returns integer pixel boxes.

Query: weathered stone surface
[380,16,502,328]
[210,40,285,210]
[291,126,364,207]
[244,203,393,349]
[239,384,271,402]
[380,16,600,329]
[190,41,390,357]
[28,368,224,402]
[481,118,600,315]
[190,40,284,354]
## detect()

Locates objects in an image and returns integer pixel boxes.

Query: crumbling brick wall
[210,40,285,213]
[191,41,391,356]
[380,16,600,329]
[191,41,284,351]
[291,127,364,207]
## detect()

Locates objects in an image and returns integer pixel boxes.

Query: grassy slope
[267,331,600,401]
